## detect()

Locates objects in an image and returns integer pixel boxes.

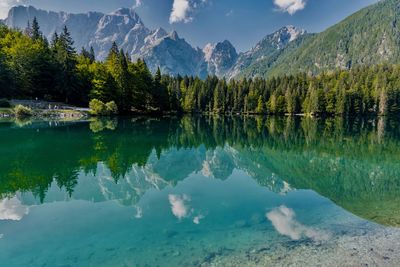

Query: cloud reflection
[0,197,29,221]
[168,194,191,220]
[266,205,330,241]
[168,194,206,224]
[134,206,143,219]
[193,214,204,224]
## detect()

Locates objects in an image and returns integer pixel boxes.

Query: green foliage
[13,104,33,118]
[105,101,118,115]
[256,96,265,114]
[89,99,118,116]
[262,0,400,78]
[1,19,400,117]
[89,99,107,116]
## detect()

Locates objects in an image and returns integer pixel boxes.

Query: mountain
[5,0,398,80]
[201,26,307,79]
[3,5,310,79]
[136,30,208,78]
[3,6,150,60]
[203,40,238,78]
[226,0,400,79]
[232,33,314,79]
[262,0,400,77]
[3,6,207,77]
[226,25,308,79]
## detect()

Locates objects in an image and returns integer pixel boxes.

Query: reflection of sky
[267,205,330,241]
[0,172,383,267]
[0,197,29,221]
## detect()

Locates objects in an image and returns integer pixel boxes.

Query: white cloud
[133,0,142,9]
[273,0,306,15]
[266,205,330,242]
[169,0,208,24]
[169,0,192,24]
[0,0,27,19]
[168,194,191,220]
[0,197,29,221]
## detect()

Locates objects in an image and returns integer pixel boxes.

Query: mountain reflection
[0,116,400,227]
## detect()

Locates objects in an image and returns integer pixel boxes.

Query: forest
[1,19,400,116]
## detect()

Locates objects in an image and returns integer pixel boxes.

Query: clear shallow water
[0,116,400,266]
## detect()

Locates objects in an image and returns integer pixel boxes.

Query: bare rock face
[226,26,307,79]
[203,40,238,78]
[135,30,208,77]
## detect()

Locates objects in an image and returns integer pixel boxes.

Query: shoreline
[0,108,88,119]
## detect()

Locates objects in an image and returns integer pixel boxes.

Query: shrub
[0,99,11,108]
[89,99,119,116]
[89,99,107,116]
[105,101,118,115]
[14,105,33,118]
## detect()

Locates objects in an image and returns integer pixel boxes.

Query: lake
[0,116,399,266]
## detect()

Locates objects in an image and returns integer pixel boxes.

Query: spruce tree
[31,17,42,41]
[55,26,78,103]
[89,47,96,63]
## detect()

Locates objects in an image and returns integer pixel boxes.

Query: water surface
[0,116,399,266]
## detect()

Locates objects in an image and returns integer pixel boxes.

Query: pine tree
[89,47,96,63]
[152,67,168,111]
[31,17,42,41]
[54,26,78,103]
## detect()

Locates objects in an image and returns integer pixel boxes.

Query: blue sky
[1,0,378,51]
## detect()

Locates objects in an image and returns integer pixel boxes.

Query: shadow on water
[0,115,399,227]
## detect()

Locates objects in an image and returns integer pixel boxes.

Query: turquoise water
[0,116,399,266]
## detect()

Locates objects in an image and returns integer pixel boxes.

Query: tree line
[1,19,400,116]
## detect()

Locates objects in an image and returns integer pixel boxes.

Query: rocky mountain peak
[203,40,238,77]
[251,25,306,52]
[168,30,179,41]
[144,27,168,46]
[273,25,306,45]
[110,7,143,26]
[205,40,237,59]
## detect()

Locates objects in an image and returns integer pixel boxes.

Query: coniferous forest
[1,19,400,116]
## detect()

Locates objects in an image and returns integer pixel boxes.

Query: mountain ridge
[3,5,307,79]
[263,0,400,77]
[3,5,209,77]
[4,0,396,79]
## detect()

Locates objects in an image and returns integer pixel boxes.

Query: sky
[0,0,379,52]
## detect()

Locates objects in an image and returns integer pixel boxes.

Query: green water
[0,116,400,266]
